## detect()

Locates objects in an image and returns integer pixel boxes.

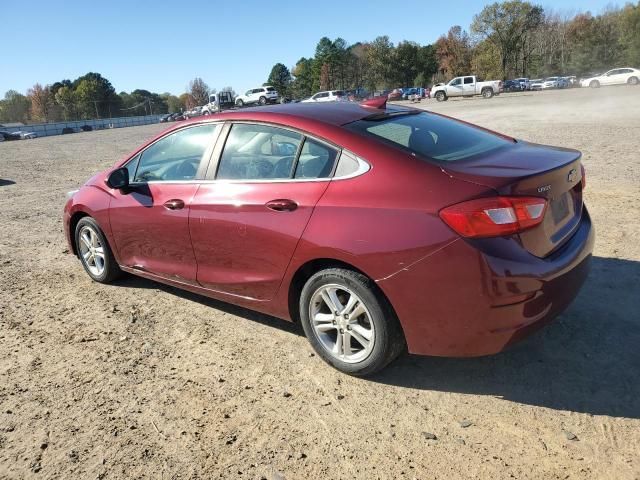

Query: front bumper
[378,208,595,357]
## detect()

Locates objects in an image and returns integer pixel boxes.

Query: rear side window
[346,112,510,162]
[294,139,338,179]
[266,87,276,92]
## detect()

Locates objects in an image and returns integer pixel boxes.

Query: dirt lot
[1,87,639,480]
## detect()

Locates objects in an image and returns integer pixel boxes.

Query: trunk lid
[443,141,584,257]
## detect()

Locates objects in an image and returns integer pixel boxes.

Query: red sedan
[63,98,594,375]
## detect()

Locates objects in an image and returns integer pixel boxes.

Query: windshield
[346,112,511,162]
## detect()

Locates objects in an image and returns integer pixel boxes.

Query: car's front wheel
[236,99,244,107]
[628,76,639,86]
[75,217,122,283]
[590,80,600,88]
[299,268,405,376]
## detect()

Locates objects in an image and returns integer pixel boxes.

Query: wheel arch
[69,211,91,256]
[286,258,403,336]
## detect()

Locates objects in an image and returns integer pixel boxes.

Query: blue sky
[1,0,621,96]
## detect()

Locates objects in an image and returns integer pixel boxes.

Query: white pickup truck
[431,76,503,101]
[201,91,235,115]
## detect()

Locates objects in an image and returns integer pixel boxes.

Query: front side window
[217,124,303,180]
[346,112,511,162]
[450,78,462,86]
[294,139,338,179]
[133,124,218,182]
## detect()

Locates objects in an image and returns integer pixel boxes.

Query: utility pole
[93,100,100,119]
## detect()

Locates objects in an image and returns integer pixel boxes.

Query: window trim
[122,123,223,185]
[206,120,352,183]
[121,120,371,186]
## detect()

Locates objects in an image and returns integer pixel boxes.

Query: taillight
[439,196,548,238]
[580,163,586,190]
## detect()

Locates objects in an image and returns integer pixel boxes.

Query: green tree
[367,36,395,90]
[291,57,315,98]
[55,86,78,120]
[75,79,101,118]
[471,1,544,79]
[0,90,31,123]
[267,63,292,97]
[394,41,420,87]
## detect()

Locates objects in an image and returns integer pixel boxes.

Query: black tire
[435,91,446,102]
[482,88,494,98]
[259,96,267,106]
[74,217,122,283]
[299,268,405,376]
[628,76,639,86]
[236,99,244,107]
[590,80,600,88]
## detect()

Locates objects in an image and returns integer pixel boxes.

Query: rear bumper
[378,208,595,357]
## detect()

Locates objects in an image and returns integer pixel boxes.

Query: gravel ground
[0,86,639,479]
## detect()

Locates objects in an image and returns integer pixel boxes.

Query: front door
[190,123,339,300]
[109,123,220,282]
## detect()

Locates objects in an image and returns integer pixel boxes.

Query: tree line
[267,0,639,98]
[1,1,638,124]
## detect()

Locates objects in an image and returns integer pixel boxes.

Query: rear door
[190,122,339,300]
[109,123,221,282]
[462,76,475,95]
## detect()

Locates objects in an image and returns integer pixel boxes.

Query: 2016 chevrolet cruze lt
[64,98,594,375]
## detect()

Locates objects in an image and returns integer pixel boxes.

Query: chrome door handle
[163,199,185,210]
[265,199,298,212]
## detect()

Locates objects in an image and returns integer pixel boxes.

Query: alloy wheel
[309,284,375,364]
[78,225,106,277]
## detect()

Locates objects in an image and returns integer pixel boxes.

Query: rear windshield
[346,112,510,162]
[266,87,276,92]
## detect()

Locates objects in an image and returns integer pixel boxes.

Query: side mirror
[106,167,129,190]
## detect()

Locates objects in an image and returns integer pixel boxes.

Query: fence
[1,114,162,138]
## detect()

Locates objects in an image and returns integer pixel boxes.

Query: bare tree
[188,77,210,106]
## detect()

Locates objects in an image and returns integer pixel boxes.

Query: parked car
[401,88,419,99]
[431,75,502,101]
[202,91,235,115]
[184,106,203,119]
[160,114,172,123]
[565,76,578,87]
[514,77,531,90]
[302,90,347,103]
[0,130,21,141]
[530,79,544,90]
[235,86,279,107]
[170,112,185,121]
[387,89,403,101]
[12,131,37,139]
[580,68,640,88]
[504,80,524,92]
[63,98,593,375]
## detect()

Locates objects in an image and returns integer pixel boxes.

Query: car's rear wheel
[299,268,405,376]
[482,88,494,98]
[590,80,600,88]
[628,76,639,86]
[259,96,267,106]
[236,99,244,107]
[435,91,446,102]
[75,217,121,283]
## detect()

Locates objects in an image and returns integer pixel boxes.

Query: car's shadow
[372,256,640,419]
[115,256,639,419]
[0,179,16,187]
